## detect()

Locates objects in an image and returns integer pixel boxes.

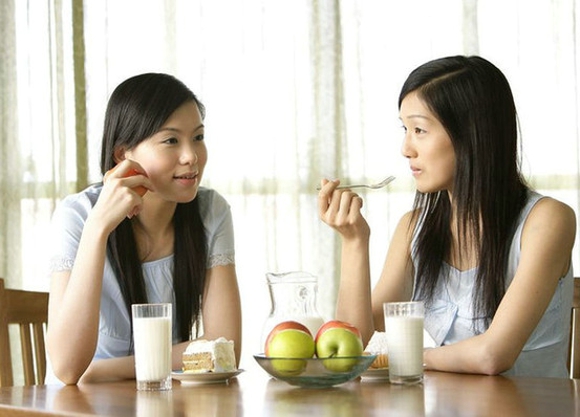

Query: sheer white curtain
[2,0,579,369]
[1,0,79,290]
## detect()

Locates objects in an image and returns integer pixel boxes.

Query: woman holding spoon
[318,55,576,377]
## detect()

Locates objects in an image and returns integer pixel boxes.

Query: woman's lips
[174,171,198,180]
[173,171,199,185]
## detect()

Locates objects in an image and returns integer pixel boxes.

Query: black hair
[399,56,529,328]
[100,73,207,344]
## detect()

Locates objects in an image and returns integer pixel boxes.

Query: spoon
[316,175,396,190]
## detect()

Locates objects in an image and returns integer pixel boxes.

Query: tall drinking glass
[132,303,172,391]
[383,301,424,385]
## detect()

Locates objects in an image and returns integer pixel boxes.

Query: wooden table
[0,367,577,416]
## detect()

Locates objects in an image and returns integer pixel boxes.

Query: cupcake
[364,331,389,369]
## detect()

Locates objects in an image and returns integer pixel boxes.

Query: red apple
[104,165,148,197]
[315,320,364,372]
[265,321,315,375]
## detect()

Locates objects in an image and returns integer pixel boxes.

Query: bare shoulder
[387,209,421,259]
[396,209,420,234]
[523,196,576,257]
[528,197,576,229]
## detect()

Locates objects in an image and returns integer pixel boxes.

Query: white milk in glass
[133,316,172,384]
[384,316,424,379]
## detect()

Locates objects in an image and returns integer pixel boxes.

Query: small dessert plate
[171,369,244,384]
[361,367,389,381]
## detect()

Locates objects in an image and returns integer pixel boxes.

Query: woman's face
[123,100,207,204]
[399,91,456,194]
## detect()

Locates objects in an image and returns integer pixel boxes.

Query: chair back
[0,278,49,386]
[570,278,580,378]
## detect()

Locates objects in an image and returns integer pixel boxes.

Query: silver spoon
[316,175,396,190]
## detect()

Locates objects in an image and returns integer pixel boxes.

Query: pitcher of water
[260,271,325,349]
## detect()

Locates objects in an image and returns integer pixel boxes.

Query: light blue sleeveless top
[412,191,573,377]
[45,185,235,384]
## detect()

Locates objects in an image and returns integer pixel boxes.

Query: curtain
[0,0,19,285]
[1,0,85,290]
[1,0,579,370]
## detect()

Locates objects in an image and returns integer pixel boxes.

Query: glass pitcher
[260,271,325,349]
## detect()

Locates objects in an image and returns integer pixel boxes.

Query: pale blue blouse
[413,191,573,377]
[47,185,235,361]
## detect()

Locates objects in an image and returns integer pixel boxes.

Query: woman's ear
[113,146,126,164]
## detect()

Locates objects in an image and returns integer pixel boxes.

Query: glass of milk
[383,301,424,385]
[132,303,172,391]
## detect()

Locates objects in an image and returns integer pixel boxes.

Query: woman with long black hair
[319,56,576,377]
[47,73,241,384]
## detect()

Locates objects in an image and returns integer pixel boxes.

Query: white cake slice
[182,337,236,373]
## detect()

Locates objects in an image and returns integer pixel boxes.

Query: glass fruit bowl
[253,354,377,388]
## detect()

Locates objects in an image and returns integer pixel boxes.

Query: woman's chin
[178,189,199,203]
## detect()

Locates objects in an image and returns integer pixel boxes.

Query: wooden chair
[0,278,49,386]
[569,278,580,378]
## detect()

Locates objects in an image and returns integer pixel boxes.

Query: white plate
[171,369,243,384]
[361,367,389,381]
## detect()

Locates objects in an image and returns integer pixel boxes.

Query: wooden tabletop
[0,367,578,416]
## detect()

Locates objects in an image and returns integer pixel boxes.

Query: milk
[133,316,172,382]
[384,316,424,378]
[297,315,325,337]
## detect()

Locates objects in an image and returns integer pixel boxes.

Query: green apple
[265,321,315,376]
[315,320,363,372]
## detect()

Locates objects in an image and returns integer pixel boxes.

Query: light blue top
[47,185,235,361]
[413,191,573,377]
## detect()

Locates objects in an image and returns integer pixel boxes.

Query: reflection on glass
[136,391,174,417]
[178,380,241,416]
[263,379,367,416]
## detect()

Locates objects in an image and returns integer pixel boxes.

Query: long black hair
[399,56,529,328]
[100,73,207,343]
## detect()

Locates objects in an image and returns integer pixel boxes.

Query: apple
[315,320,364,372]
[265,321,315,376]
[104,165,148,197]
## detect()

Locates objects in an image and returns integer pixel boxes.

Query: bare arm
[318,179,374,342]
[78,340,193,383]
[198,264,242,365]
[47,161,152,384]
[370,211,416,333]
[423,198,576,375]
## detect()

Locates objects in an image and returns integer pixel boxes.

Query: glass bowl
[253,354,377,388]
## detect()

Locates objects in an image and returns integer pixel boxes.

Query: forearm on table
[79,356,136,384]
[79,341,195,384]
[423,335,516,376]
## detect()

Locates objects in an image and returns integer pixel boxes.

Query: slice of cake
[182,337,236,373]
[364,331,389,369]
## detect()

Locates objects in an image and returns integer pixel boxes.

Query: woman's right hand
[317,178,370,241]
[94,160,153,233]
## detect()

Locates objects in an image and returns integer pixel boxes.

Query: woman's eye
[164,137,178,144]
[194,134,205,142]
[400,125,408,133]
[414,127,425,134]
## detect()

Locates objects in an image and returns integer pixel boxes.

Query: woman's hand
[95,160,153,232]
[317,178,370,242]
[318,178,374,342]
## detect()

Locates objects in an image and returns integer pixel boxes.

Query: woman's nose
[180,144,198,165]
[401,133,414,158]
